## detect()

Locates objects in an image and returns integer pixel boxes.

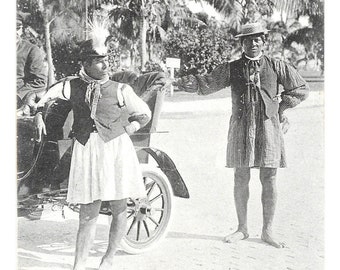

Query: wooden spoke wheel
[120,167,173,254]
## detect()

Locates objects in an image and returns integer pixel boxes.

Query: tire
[120,166,173,254]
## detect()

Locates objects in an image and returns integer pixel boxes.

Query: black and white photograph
[3,0,337,269]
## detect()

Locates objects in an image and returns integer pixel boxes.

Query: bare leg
[260,168,285,248]
[225,168,250,243]
[99,199,127,270]
[73,200,101,270]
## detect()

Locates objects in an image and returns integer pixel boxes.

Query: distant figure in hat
[16,11,47,108]
[173,22,309,248]
[34,19,151,269]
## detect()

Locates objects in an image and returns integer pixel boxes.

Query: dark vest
[69,78,125,145]
[229,55,280,119]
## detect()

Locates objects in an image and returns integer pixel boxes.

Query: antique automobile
[17,72,189,254]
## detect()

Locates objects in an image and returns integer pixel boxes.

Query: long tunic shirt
[176,53,309,168]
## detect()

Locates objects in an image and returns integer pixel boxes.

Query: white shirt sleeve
[117,84,151,131]
[36,80,71,108]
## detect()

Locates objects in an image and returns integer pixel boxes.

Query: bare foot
[224,231,249,243]
[261,231,285,248]
[98,256,114,270]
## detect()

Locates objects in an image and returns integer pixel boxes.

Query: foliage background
[17,0,324,80]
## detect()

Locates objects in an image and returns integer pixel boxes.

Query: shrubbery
[164,21,241,76]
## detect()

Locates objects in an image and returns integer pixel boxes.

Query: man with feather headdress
[33,17,153,270]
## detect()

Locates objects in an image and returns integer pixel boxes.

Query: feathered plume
[87,12,110,55]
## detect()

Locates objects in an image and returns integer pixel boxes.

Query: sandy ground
[16,87,325,270]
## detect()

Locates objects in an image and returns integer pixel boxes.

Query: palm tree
[108,0,200,71]
[145,1,206,64]
[36,0,78,85]
[271,0,323,21]
[200,0,324,71]
[108,0,159,71]
[201,0,323,30]
[201,0,275,31]
[272,0,324,72]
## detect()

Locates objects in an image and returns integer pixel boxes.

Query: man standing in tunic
[173,22,309,248]
[34,24,151,269]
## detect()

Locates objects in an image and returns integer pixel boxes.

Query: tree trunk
[139,13,148,71]
[37,1,55,87]
[85,0,89,39]
[130,44,136,72]
[44,21,55,87]
[148,40,152,61]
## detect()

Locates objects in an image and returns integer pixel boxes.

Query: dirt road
[17,87,324,270]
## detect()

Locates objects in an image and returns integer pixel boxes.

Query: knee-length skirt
[67,133,146,204]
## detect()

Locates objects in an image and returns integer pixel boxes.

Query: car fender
[137,147,190,199]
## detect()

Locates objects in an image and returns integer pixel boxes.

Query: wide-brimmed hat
[235,22,269,38]
[79,39,108,60]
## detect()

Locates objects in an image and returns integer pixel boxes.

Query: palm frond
[108,7,138,39]
[283,26,322,50]
[202,0,234,16]
[271,0,322,19]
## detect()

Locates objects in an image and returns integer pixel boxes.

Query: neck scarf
[243,53,262,103]
[79,68,109,119]
[243,52,262,87]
